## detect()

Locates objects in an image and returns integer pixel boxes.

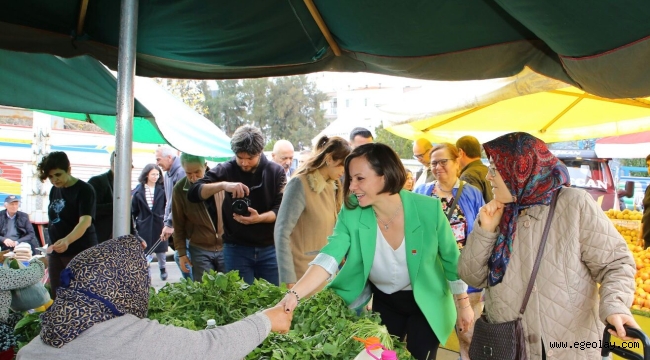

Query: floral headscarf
[40,235,150,348]
[483,132,569,286]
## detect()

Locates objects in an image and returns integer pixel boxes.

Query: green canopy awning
[0,49,233,160]
[0,1,649,98]
[0,49,160,142]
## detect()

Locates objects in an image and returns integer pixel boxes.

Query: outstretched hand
[277,292,299,314]
[263,304,293,334]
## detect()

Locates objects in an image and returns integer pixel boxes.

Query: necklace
[436,182,454,194]
[374,206,401,230]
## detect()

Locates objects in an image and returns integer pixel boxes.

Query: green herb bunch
[148,271,414,359]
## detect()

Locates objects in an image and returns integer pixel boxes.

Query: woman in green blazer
[278,143,473,360]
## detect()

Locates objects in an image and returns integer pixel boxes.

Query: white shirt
[368,225,411,294]
[414,167,432,190]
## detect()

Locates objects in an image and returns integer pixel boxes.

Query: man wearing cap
[0,195,37,251]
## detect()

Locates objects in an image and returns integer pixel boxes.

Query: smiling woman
[36,151,97,298]
[459,132,639,360]
[277,143,473,360]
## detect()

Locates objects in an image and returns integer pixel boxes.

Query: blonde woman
[275,136,351,288]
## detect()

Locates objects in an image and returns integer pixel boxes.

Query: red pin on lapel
[411,249,417,256]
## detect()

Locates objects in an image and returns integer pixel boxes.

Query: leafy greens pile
[148,271,414,359]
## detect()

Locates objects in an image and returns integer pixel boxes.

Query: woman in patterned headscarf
[459,132,638,360]
[17,235,292,360]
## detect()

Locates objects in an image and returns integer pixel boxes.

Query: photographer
[188,125,286,285]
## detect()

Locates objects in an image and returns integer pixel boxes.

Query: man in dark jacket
[88,152,115,243]
[188,125,286,285]
[456,135,493,203]
[0,195,37,251]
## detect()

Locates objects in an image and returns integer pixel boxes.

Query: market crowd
[3,124,644,360]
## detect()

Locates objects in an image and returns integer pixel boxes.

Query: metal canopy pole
[113,0,138,237]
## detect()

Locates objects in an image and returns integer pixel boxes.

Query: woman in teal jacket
[278,143,473,360]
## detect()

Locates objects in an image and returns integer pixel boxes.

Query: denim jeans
[188,245,226,282]
[173,239,192,280]
[223,243,279,285]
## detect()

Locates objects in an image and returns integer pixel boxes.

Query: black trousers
[370,283,440,360]
[47,254,74,299]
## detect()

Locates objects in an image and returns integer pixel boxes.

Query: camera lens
[232,198,250,216]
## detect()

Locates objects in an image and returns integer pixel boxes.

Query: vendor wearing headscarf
[0,250,46,323]
[17,235,291,360]
[459,132,637,360]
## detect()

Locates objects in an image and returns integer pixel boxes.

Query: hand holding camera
[224,182,249,199]
[234,207,261,225]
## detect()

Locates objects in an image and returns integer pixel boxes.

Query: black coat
[0,210,37,250]
[131,183,168,254]
[88,170,113,243]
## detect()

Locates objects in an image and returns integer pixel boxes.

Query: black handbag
[469,189,560,360]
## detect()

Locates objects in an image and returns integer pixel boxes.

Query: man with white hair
[154,145,186,280]
[271,140,295,178]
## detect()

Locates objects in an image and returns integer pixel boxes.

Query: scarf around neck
[483,132,569,286]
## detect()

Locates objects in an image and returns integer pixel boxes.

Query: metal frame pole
[113,0,138,237]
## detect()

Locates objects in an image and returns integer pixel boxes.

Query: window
[345,99,350,107]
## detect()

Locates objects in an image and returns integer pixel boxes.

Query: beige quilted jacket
[459,187,635,360]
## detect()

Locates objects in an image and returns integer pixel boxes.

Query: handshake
[262,304,293,334]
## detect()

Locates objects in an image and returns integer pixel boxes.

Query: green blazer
[321,189,461,345]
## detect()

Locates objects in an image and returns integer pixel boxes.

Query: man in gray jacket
[155,145,186,280]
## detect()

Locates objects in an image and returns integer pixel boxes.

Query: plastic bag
[3,258,51,312]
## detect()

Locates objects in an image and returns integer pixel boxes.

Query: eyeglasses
[430,159,451,168]
[487,163,497,178]
[413,153,426,161]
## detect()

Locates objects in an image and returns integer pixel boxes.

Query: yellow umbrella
[384,84,650,144]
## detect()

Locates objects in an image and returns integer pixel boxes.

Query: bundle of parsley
[148,271,415,359]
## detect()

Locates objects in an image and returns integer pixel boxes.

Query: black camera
[230,181,263,217]
[232,197,251,216]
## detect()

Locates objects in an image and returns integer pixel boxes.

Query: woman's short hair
[296,136,351,177]
[430,143,461,177]
[37,151,71,182]
[343,143,406,209]
[138,164,163,185]
[430,142,460,161]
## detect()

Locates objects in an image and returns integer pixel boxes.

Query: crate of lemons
[605,209,642,244]
[605,209,650,317]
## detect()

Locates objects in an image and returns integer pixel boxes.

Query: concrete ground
[149,252,461,360]
[149,250,183,290]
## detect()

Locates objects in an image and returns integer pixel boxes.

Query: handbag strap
[519,188,561,315]
[445,181,465,220]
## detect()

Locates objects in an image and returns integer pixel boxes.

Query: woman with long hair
[275,136,351,288]
[132,164,168,280]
